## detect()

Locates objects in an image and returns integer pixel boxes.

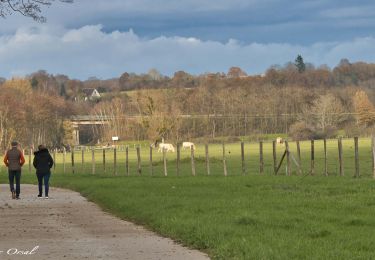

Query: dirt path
[0,184,209,260]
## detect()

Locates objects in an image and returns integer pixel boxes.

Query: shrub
[314,126,337,139]
[289,122,315,140]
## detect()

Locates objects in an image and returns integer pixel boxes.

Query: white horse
[182,142,196,151]
[276,137,284,145]
[158,143,175,152]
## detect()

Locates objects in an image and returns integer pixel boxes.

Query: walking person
[33,145,54,198]
[3,141,25,199]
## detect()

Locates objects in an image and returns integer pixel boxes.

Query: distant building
[82,88,101,101]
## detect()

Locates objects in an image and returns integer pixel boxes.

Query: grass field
[1,138,375,259]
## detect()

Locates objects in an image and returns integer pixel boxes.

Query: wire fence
[4,137,375,178]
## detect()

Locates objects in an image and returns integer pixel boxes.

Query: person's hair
[11,141,18,147]
[38,144,46,150]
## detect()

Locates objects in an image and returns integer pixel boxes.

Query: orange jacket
[4,148,25,170]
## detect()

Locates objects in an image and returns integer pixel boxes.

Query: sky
[1,0,375,79]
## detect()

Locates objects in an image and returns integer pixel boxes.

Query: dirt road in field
[0,184,209,260]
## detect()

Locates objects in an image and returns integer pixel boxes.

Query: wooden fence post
[71,149,75,174]
[285,140,290,176]
[191,145,196,176]
[324,139,328,176]
[338,138,343,176]
[81,149,85,173]
[126,146,129,176]
[310,140,314,175]
[205,143,210,175]
[354,137,359,178]
[176,143,180,176]
[259,141,264,174]
[275,150,287,176]
[241,142,246,175]
[296,141,301,175]
[103,149,106,174]
[272,141,277,175]
[114,147,117,175]
[222,142,227,176]
[91,147,95,174]
[136,146,141,176]
[163,148,167,176]
[150,145,153,176]
[63,147,66,174]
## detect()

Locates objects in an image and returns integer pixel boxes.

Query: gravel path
[0,184,209,260]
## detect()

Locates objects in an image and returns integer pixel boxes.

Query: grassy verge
[3,173,375,259]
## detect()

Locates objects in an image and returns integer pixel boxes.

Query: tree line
[2,57,375,148]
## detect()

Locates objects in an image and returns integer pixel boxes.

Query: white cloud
[320,6,375,19]
[1,0,374,46]
[1,24,375,79]
[63,0,258,13]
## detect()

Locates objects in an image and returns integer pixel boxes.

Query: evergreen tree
[295,55,306,73]
[59,83,67,98]
[30,77,39,89]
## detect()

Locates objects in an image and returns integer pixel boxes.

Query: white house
[82,88,101,101]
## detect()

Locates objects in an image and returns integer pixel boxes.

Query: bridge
[70,115,111,145]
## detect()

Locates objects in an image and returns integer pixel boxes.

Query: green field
[1,138,375,259]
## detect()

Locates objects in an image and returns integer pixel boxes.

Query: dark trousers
[8,170,21,196]
[37,173,50,196]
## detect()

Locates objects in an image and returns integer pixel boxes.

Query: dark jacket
[33,148,54,175]
[4,147,25,171]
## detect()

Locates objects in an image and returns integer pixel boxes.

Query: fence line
[18,137,375,178]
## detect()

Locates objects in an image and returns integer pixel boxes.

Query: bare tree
[311,94,347,131]
[0,0,73,22]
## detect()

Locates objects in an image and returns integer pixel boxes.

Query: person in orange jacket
[3,141,25,199]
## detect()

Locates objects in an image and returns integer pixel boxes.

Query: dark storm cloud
[1,0,375,79]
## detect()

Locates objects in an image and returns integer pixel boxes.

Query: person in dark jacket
[33,145,54,198]
[3,141,25,199]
